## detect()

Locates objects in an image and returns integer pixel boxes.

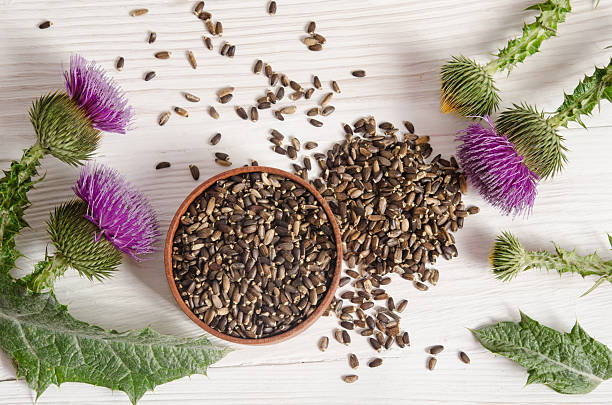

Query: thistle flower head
[29,92,101,166]
[73,163,159,260]
[495,103,567,179]
[490,232,526,281]
[47,200,122,280]
[456,116,538,216]
[440,56,500,117]
[64,54,133,134]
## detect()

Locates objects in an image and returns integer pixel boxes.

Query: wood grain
[1,0,612,404]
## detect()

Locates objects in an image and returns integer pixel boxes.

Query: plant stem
[0,142,46,274]
[21,253,68,293]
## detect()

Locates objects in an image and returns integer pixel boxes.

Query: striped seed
[158,111,170,126]
[308,44,323,51]
[306,107,320,116]
[304,141,318,150]
[309,119,323,127]
[368,358,383,368]
[174,107,188,117]
[184,92,200,102]
[187,51,197,69]
[332,80,341,93]
[130,8,148,16]
[250,107,259,122]
[319,336,329,352]
[155,51,171,59]
[215,21,223,36]
[219,94,233,104]
[210,133,222,145]
[235,106,248,120]
[148,32,157,43]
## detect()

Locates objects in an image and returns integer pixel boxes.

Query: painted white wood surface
[1,0,612,404]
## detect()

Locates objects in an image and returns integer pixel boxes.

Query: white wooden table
[2,1,612,404]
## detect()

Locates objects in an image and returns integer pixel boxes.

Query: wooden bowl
[164,166,343,345]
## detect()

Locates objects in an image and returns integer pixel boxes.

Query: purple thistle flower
[64,54,133,134]
[73,163,159,260]
[456,116,538,216]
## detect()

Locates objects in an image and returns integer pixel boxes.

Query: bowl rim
[164,165,343,345]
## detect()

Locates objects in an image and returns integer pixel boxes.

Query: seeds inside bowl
[170,170,338,340]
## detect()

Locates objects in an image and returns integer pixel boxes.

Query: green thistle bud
[440,56,500,117]
[491,232,612,296]
[495,103,568,179]
[29,92,101,166]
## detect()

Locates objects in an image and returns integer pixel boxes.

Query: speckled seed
[254,59,263,74]
[308,44,323,51]
[319,336,329,352]
[210,133,222,145]
[187,51,197,69]
[313,75,322,90]
[343,375,358,384]
[235,106,248,120]
[209,106,220,119]
[403,120,415,134]
[309,119,323,127]
[368,358,383,368]
[184,92,200,102]
[203,36,213,50]
[174,107,189,117]
[320,92,333,107]
[130,8,148,16]
[158,111,170,126]
[307,21,316,34]
[304,141,318,150]
[349,354,359,369]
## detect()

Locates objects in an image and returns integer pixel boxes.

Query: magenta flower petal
[456,116,538,216]
[73,163,159,260]
[64,54,133,134]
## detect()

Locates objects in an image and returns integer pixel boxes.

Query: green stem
[0,142,46,274]
[549,60,612,128]
[489,0,571,74]
[21,253,68,293]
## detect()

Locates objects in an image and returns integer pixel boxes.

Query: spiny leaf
[493,0,571,73]
[472,311,612,394]
[0,273,231,404]
[0,144,45,274]
[552,58,612,128]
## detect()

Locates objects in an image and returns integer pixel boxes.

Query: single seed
[289,91,303,101]
[304,88,315,99]
[309,119,323,127]
[313,33,326,43]
[215,158,232,167]
[236,107,248,120]
[320,92,333,107]
[332,81,341,93]
[148,32,157,43]
[403,121,415,134]
[204,36,213,50]
[254,60,263,74]
[343,375,358,384]
[342,330,351,345]
[130,8,148,16]
[319,337,329,352]
[368,358,383,368]
[352,70,366,77]
[304,141,318,150]
[303,37,319,46]
[209,106,220,119]
[397,300,408,313]
[189,164,200,180]
[274,111,284,121]
[273,146,286,155]
[174,107,189,117]
[349,354,359,369]
[215,152,229,161]
[158,111,171,126]
[156,162,171,170]
[268,1,277,15]
[428,357,437,370]
[307,21,316,34]
[198,11,212,20]
[265,64,273,77]
[459,351,471,364]
[210,133,222,145]
[429,345,444,355]
[218,87,235,98]
[144,71,156,81]
[155,51,171,59]
[187,51,197,69]
[39,21,53,29]
[227,45,236,58]
[321,106,335,116]
[116,57,124,71]
[313,75,322,90]
[184,92,200,103]
[308,44,323,51]
[216,21,223,36]
[250,107,259,122]
[291,137,301,151]
[280,106,297,114]
[194,2,205,14]
[219,94,233,104]
[306,107,319,116]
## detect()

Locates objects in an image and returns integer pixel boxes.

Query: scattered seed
[144,71,156,81]
[194,2,205,14]
[155,51,171,59]
[308,44,323,52]
[206,19,216,35]
[313,76,322,90]
[148,32,157,43]
[396,300,408,313]
[403,121,415,134]
[130,8,148,16]
[268,1,277,15]
[174,107,189,117]
[313,33,326,43]
[215,21,223,36]
[235,106,248,120]
[39,21,53,29]
[321,106,335,116]
[189,164,200,180]
[210,133,222,145]
[319,337,329,352]
[217,87,235,98]
[227,45,236,58]
[307,21,316,34]
[306,107,320,116]
[304,141,318,150]
[215,152,229,161]
[274,111,285,121]
[352,70,366,77]
[209,106,220,119]
[332,81,341,93]
[280,106,297,114]
[320,92,333,107]
[219,94,233,104]
[459,351,471,364]
[368,358,383,368]
[204,36,213,50]
[158,111,171,126]
[309,119,323,127]
[184,92,200,102]
[250,107,259,122]
[349,354,359,369]
[343,375,358,384]
[156,162,171,170]
[428,357,437,370]
[303,37,319,46]
[215,158,232,167]
[429,345,444,355]
[187,51,197,69]
[116,57,124,71]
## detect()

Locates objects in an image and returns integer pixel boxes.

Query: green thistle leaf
[47,200,121,282]
[0,144,45,275]
[551,58,612,128]
[440,56,501,116]
[492,0,571,73]
[30,93,100,166]
[472,311,612,394]
[495,103,568,179]
[0,273,231,404]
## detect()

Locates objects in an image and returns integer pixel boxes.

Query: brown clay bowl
[164,166,343,345]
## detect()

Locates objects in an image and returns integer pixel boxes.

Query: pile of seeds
[171,171,338,339]
[303,21,326,51]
